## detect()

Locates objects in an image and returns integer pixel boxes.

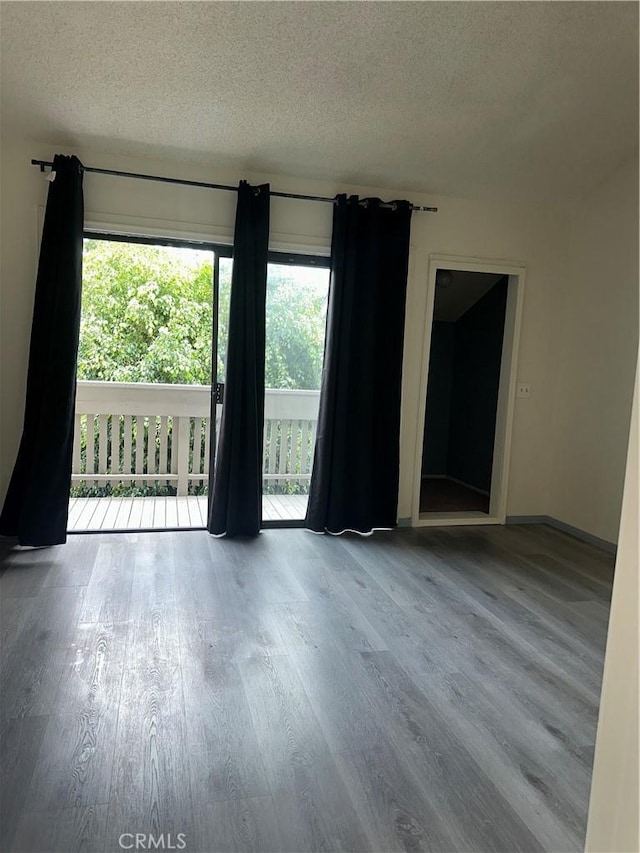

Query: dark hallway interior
[421,271,508,514]
[420,476,490,513]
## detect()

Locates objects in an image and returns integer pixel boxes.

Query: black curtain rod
[30,159,438,213]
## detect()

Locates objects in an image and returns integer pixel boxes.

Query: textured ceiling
[1,2,638,202]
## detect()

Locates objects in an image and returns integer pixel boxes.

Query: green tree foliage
[265,263,327,390]
[79,239,215,384]
[78,240,328,390]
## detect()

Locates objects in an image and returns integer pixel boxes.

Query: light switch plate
[517,383,531,398]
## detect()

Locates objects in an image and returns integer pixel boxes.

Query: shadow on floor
[420,476,489,513]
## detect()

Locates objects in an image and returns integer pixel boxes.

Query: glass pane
[263,261,330,522]
[265,263,329,391]
[217,256,233,384]
[79,238,213,385]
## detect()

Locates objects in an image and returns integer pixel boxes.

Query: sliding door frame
[411,254,526,528]
[78,218,331,531]
[82,229,232,524]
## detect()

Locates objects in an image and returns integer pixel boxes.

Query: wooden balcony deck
[67,494,309,531]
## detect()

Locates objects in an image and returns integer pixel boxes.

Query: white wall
[1,138,635,541]
[547,157,639,544]
[585,359,639,853]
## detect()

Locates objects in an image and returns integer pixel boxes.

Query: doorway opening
[68,232,231,532]
[412,256,525,527]
[262,253,330,526]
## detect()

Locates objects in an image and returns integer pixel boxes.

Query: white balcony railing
[73,381,320,495]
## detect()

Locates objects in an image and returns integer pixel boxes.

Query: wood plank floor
[0,524,613,852]
[67,495,309,531]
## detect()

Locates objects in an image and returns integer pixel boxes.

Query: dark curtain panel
[208,181,270,537]
[0,155,84,546]
[306,194,412,534]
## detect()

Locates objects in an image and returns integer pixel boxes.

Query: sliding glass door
[69,235,328,532]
